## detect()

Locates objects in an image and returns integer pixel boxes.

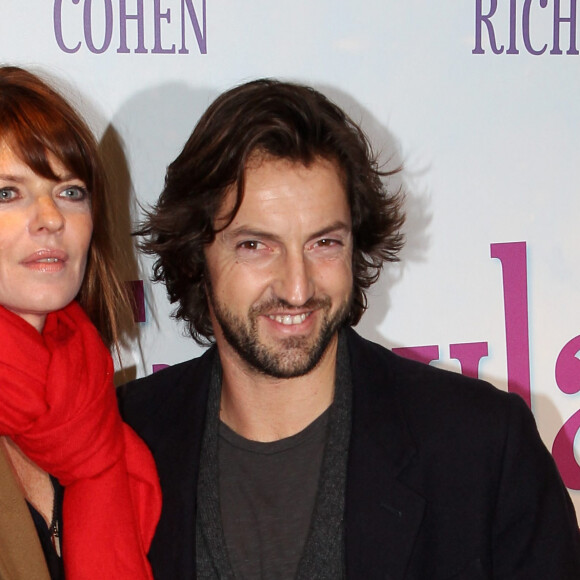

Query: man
[118,79,580,579]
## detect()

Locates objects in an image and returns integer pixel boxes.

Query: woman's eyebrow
[0,173,23,182]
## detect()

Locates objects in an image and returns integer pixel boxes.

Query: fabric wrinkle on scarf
[0,301,161,580]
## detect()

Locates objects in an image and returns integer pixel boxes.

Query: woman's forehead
[0,137,77,182]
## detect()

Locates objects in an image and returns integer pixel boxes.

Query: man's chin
[252,355,322,379]
[243,332,337,379]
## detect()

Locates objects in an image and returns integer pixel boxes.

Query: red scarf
[0,301,161,579]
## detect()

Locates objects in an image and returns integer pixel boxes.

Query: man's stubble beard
[208,289,353,379]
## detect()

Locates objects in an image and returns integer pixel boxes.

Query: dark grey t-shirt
[218,410,329,580]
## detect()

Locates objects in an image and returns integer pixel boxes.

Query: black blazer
[118,329,580,579]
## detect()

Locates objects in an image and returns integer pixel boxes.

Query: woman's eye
[0,188,17,202]
[59,185,88,201]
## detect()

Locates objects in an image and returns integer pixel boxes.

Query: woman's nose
[30,196,65,234]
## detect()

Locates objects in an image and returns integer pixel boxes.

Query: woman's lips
[21,249,68,271]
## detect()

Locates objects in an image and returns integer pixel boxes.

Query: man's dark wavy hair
[137,79,405,345]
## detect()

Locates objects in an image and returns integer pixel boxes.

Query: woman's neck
[1,436,54,526]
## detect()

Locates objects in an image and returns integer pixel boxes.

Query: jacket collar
[344,328,426,580]
[176,331,427,580]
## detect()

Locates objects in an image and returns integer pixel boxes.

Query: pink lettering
[449,341,489,379]
[392,345,440,365]
[555,335,580,394]
[552,409,580,490]
[127,280,146,323]
[490,241,531,407]
[551,335,580,489]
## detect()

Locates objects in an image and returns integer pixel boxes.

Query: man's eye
[59,185,88,201]
[0,188,17,202]
[238,240,262,250]
[316,238,340,248]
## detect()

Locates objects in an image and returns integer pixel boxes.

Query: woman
[0,66,161,579]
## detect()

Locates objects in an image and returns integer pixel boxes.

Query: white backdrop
[2,0,579,518]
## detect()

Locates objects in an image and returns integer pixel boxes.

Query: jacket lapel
[345,329,426,580]
[131,348,216,580]
[0,444,51,580]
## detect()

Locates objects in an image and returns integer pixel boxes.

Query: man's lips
[256,297,330,327]
[267,312,311,326]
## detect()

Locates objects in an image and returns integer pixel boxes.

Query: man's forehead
[243,150,344,177]
[215,154,347,223]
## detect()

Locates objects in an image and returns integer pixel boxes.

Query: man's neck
[217,335,338,442]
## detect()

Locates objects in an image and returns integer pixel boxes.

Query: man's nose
[272,250,315,306]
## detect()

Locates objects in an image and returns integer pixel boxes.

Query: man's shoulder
[344,336,580,577]
[346,327,500,391]
[117,346,216,435]
[346,327,543,488]
[345,327,518,426]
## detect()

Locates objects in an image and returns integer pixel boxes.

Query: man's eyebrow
[222,227,282,244]
[309,221,352,240]
[223,221,351,244]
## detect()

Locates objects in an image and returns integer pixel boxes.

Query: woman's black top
[27,476,65,580]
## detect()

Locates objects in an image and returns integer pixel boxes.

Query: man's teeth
[269,313,308,325]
